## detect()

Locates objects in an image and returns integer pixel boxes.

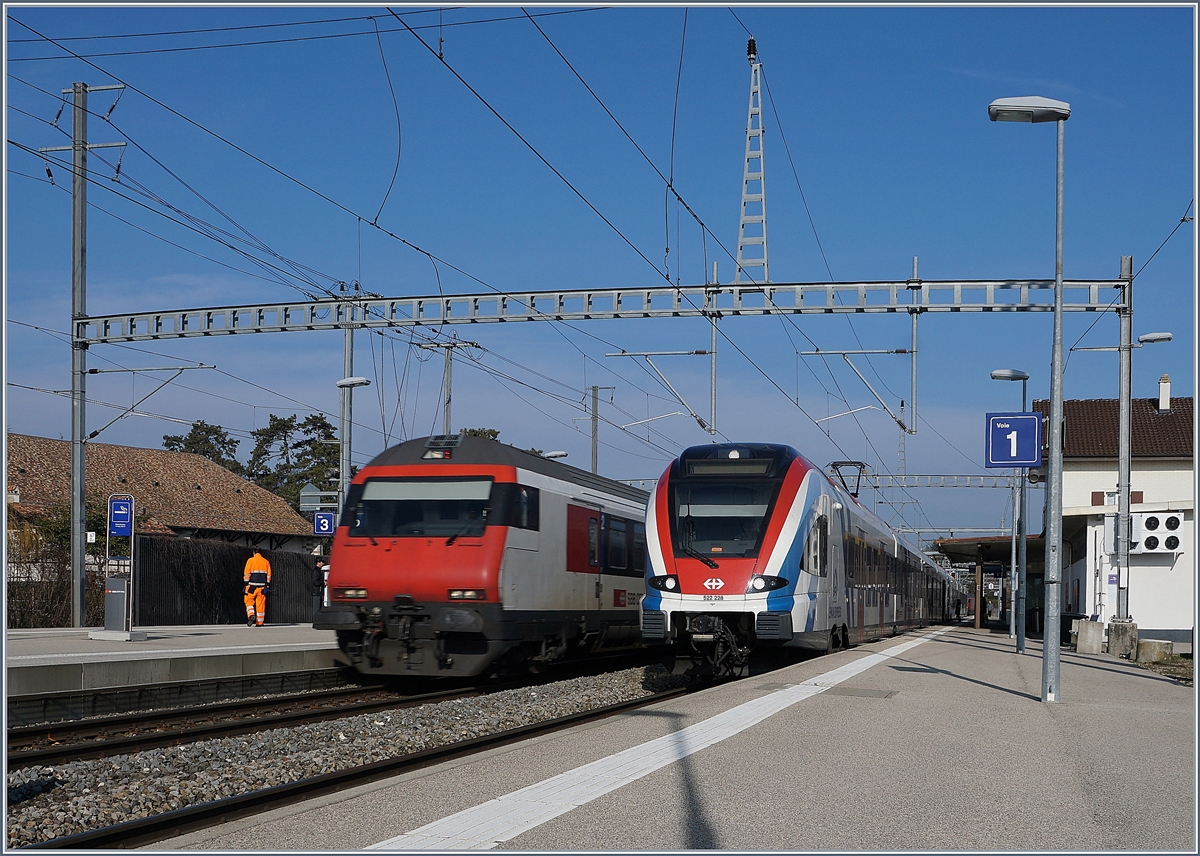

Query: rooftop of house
[6,433,311,537]
[1032,396,1192,459]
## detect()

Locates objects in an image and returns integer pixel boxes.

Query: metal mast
[39,82,125,627]
[734,38,768,284]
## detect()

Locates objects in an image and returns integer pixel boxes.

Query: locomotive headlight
[449,589,486,600]
[334,588,368,599]
[746,575,788,593]
[647,575,680,592]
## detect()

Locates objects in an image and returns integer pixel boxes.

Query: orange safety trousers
[244,587,267,626]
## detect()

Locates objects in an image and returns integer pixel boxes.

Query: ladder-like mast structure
[734,38,768,284]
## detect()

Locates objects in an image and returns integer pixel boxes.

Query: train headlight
[746,575,788,593]
[448,589,486,600]
[334,588,368,599]
[647,575,680,592]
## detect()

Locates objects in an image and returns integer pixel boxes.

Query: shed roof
[6,434,310,536]
[1032,397,1192,459]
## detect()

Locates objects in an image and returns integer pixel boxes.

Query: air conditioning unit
[1131,512,1184,554]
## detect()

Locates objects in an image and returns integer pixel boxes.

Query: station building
[6,433,315,555]
[1034,376,1193,643]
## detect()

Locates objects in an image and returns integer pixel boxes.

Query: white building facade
[1040,379,1194,643]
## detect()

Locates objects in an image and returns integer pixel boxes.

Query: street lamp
[336,375,371,515]
[991,368,1030,654]
[990,94,1070,704]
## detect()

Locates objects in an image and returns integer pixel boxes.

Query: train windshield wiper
[679,542,719,569]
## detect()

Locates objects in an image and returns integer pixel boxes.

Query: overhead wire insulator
[747,37,757,63]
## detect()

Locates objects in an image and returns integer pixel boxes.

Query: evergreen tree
[163,421,244,475]
[248,413,339,510]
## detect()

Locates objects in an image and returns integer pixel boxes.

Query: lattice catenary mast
[734,38,768,284]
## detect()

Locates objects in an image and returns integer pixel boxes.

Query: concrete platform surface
[6,624,341,695]
[158,625,1195,852]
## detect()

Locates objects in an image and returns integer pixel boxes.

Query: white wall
[1065,457,1193,639]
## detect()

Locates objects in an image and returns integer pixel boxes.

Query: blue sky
[4,4,1195,540]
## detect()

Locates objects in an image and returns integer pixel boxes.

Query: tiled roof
[1031,398,1193,459]
[6,434,311,536]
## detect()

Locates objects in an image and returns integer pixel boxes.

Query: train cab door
[806,498,831,632]
[566,503,601,611]
[501,484,542,610]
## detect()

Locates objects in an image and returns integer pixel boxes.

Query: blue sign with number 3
[313,512,336,536]
[985,412,1042,468]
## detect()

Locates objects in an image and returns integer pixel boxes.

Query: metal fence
[132,537,317,626]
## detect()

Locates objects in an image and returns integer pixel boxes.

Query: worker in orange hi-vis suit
[243,550,272,627]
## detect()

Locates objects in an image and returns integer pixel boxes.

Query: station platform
[5,624,344,696]
[160,623,1195,852]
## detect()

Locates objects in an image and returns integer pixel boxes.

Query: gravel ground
[6,666,686,848]
[1139,654,1193,686]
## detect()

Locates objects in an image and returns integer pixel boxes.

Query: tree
[163,421,244,475]
[461,427,500,441]
[248,413,339,510]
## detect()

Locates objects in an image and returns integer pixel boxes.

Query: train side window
[632,522,646,573]
[608,519,628,570]
[506,485,540,531]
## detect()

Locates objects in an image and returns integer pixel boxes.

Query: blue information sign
[985,412,1042,468]
[313,512,336,536]
[109,497,133,537]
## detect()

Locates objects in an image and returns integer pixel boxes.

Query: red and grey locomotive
[315,434,648,677]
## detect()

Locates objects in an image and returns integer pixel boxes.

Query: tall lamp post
[336,375,371,515]
[991,368,1030,654]
[989,94,1070,703]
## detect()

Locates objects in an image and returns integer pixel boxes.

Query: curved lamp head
[542,451,568,459]
[990,368,1030,382]
[1137,332,1173,345]
[336,376,371,389]
[988,96,1071,124]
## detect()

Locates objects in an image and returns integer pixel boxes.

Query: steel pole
[1018,378,1028,654]
[591,385,599,474]
[443,346,453,436]
[710,309,717,436]
[1042,117,1065,703]
[1116,256,1133,620]
[1009,471,1018,638]
[338,313,353,515]
[70,81,89,628]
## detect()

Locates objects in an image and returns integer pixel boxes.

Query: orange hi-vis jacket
[244,553,272,587]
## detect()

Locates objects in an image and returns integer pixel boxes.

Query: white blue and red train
[641,442,954,677]
[315,434,649,678]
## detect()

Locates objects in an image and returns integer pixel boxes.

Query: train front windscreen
[342,478,493,538]
[668,453,790,560]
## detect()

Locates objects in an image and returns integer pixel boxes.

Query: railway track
[8,651,656,770]
[18,685,688,850]
[7,684,480,769]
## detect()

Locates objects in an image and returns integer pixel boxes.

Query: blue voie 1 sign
[313,512,337,536]
[985,412,1042,468]
[109,496,133,536]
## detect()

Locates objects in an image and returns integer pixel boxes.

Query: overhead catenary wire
[6,8,604,61]
[10,25,704,416]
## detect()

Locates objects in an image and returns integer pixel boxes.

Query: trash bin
[1062,612,1087,644]
[104,576,130,632]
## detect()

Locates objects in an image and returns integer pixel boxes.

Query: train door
[566,503,601,611]
[600,517,644,612]
[806,499,831,633]
[501,485,542,610]
[852,535,866,644]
